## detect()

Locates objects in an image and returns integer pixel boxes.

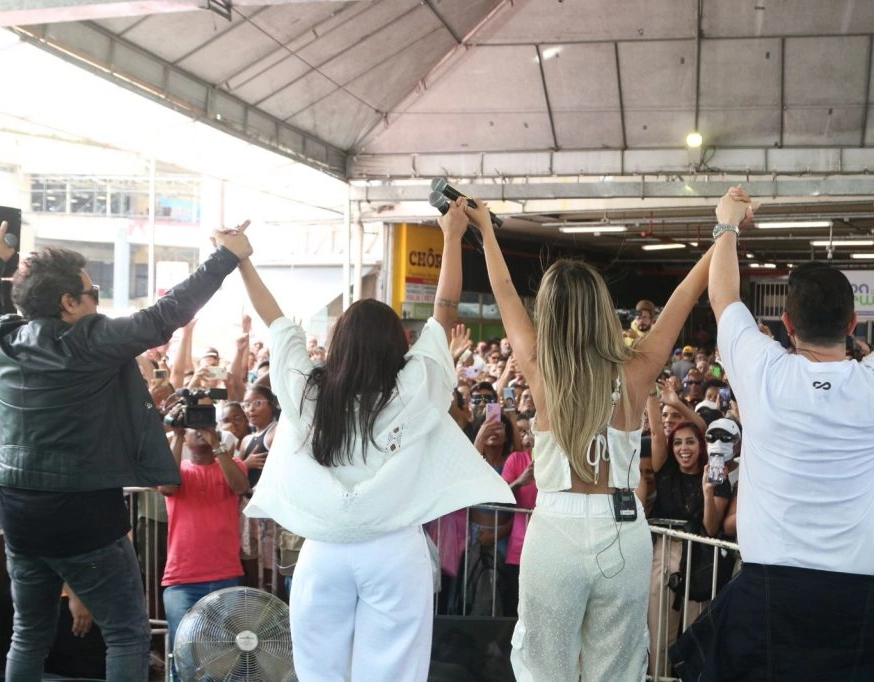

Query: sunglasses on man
[705,431,737,443]
[82,285,99,304]
[470,395,496,405]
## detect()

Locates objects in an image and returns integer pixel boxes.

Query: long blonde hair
[535,260,637,484]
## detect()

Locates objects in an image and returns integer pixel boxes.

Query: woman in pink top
[501,415,537,616]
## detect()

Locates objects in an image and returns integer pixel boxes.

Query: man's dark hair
[703,379,726,392]
[785,262,854,345]
[471,381,498,400]
[12,248,87,321]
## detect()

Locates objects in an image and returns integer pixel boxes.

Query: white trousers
[289,525,433,682]
[511,492,651,682]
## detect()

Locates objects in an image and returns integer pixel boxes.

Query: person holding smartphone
[464,195,719,681]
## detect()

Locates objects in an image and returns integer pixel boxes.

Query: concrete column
[113,225,130,309]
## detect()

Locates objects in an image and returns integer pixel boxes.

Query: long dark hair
[305,299,409,466]
[666,420,706,472]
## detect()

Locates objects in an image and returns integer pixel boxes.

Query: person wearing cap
[671,345,696,381]
[670,186,874,680]
[704,418,742,538]
[624,299,657,346]
[199,347,220,367]
[681,368,705,407]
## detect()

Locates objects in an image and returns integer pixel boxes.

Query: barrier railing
[128,491,739,682]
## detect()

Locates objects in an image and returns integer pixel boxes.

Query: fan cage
[174,586,296,682]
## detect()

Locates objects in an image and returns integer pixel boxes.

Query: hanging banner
[842,270,874,318]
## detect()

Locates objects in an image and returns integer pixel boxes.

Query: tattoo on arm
[435,298,459,309]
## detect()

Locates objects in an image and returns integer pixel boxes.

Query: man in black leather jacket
[0,224,252,681]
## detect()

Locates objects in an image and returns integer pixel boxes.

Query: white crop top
[531,422,642,493]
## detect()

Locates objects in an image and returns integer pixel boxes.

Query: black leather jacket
[0,246,239,491]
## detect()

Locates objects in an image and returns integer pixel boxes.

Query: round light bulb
[686,131,703,148]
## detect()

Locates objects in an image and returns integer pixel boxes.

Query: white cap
[695,399,719,412]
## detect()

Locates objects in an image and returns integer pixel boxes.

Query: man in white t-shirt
[671,187,874,680]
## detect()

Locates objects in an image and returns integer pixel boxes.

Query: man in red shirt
[160,423,249,681]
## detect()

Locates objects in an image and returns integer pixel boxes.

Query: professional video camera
[163,387,228,430]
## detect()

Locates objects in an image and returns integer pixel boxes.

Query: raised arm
[646,394,669,473]
[434,199,467,338]
[466,202,539,400]
[629,247,714,390]
[169,320,194,390]
[201,427,250,496]
[237,260,284,327]
[709,186,755,322]
[226,314,251,402]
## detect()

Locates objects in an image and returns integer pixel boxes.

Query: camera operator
[0,225,252,681]
[159,408,249,682]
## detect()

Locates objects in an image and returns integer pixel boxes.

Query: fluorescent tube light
[641,243,686,251]
[755,220,832,229]
[810,239,874,247]
[558,225,627,234]
[850,253,874,259]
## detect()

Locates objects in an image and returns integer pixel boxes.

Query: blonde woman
[466,198,716,681]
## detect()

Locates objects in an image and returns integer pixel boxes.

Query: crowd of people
[0,185,872,682]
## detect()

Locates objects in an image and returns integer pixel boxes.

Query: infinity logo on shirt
[812,381,832,390]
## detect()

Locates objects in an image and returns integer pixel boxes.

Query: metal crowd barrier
[127,489,739,682]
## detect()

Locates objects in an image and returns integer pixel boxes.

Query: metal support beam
[12,21,347,178]
[350,176,874,203]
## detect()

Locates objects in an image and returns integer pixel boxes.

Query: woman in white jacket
[235,200,513,682]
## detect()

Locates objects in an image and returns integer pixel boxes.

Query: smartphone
[718,386,733,412]
[707,453,726,485]
[485,402,502,424]
[502,387,516,411]
[153,368,169,380]
[0,206,21,250]
[206,366,228,381]
[458,349,473,364]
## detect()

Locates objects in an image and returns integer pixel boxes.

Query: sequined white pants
[511,491,651,682]
[289,526,433,682]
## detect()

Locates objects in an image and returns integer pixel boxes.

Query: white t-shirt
[719,301,874,575]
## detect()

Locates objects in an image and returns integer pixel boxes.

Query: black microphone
[430,177,503,228]
[429,190,485,253]
[429,190,450,215]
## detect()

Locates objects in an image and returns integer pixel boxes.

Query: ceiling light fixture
[810,239,874,247]
[641,243,686,251]
[850,253,874,259]
[685,131,703,148]
[558,225,627,234]
[755,220,832,229]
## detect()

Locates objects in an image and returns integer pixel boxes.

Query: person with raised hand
[465,195,717,681]
[0,221,251,682]
[233,206,513,681]
[671,188,874,680]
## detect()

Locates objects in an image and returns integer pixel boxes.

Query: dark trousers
[670,563,874,681]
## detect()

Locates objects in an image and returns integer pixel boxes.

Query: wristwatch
[212,444,228,457]
[713,223,740,240]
